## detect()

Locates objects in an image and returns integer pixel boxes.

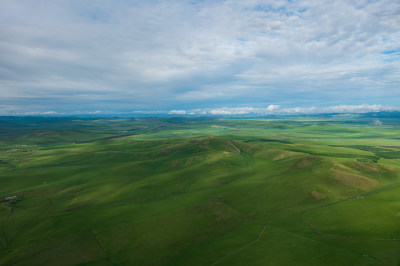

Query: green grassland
[1,114,400,265]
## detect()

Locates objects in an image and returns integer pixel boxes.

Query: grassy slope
[1,116,400,265]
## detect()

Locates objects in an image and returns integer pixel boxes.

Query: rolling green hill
[1,116,400,265]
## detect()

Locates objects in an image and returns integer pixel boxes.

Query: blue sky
[1,0,400,115]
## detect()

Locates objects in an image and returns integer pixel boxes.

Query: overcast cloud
[1,0,399,115]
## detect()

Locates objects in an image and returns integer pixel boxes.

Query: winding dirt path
[301,183,400,241]
[229,141,241,153]
[211,224,266,265]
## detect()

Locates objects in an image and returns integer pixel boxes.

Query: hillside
[1,116,400,265]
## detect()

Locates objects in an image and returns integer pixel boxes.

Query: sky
[1,0,400,115]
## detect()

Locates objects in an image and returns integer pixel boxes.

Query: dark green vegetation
[1,114,400,265]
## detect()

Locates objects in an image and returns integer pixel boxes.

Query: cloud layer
[1,0,400,114]
[16,104,399,116]
[172,104,400,115]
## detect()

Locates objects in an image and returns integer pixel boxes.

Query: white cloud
[206,107,261,115]
[42,111,58,115]
[168,110,186,115]
[266,104,280,112]
[188,104,400,115]
[20,111,58,115]
[306,104,400,114]
[0,0,399,112]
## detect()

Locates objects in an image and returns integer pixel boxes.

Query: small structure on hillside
[5,196,17,201]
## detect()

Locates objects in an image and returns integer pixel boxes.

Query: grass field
[1,114,400,265]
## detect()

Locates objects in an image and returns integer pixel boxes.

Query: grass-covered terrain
[1,114,400,265]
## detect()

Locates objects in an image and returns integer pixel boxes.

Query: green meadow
[1,114,400,265]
